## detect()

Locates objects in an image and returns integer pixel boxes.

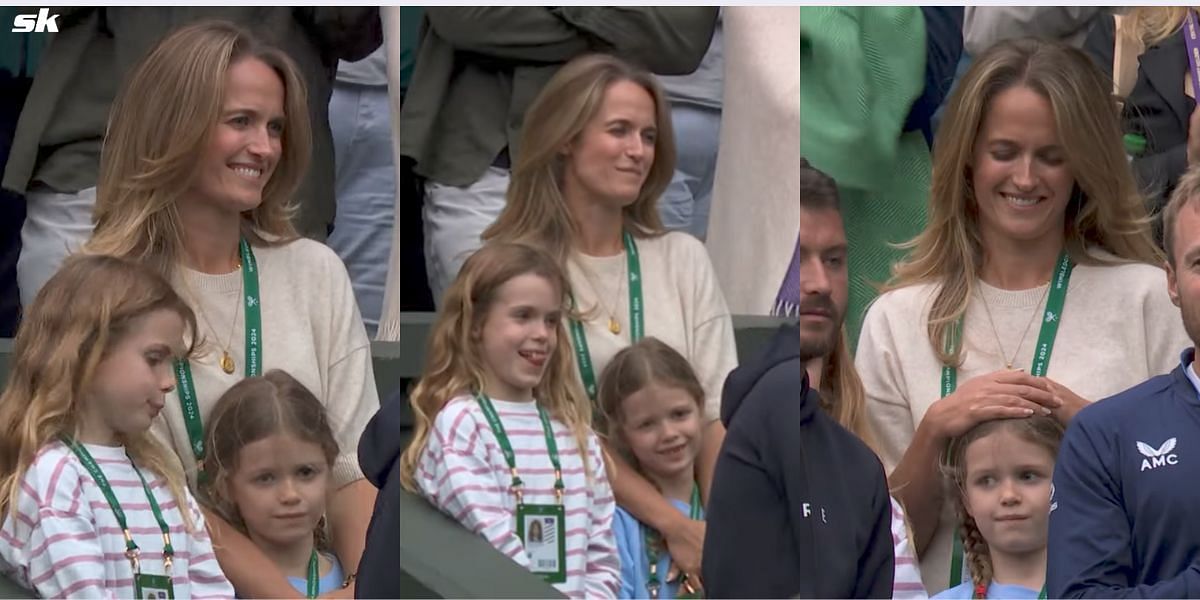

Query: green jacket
[798,6,931,345]
[399,7,719,187]
[1,7,381,239]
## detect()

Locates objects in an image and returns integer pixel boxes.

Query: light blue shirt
[286,553,344,596]
[614,498,702,599]
[931,582,1040,600]
[1182,350,1200,397]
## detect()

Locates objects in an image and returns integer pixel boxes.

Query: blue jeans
[327,81,395,337]
[657,103,721,241]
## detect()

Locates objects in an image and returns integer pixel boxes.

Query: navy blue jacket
[1048,350,1200,598]
[702,324,893,598]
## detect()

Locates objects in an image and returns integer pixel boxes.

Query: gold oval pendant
[608,318,621,335]
[220,352,236,374]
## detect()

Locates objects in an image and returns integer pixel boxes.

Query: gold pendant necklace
[195,261,243,376]
[608,317,621,335]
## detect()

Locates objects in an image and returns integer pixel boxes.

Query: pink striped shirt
[416,395,620,598]
[892,496,928,599]
[0,441,233,599]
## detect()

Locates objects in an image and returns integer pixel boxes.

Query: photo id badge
[135,573,175,600]
[516,503,566,583]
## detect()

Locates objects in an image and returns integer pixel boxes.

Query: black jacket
[1086,14,1192,244]
[355,392,409,598]
[702,324,894,599]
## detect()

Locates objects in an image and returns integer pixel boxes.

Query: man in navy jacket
[1047,167,1200,598]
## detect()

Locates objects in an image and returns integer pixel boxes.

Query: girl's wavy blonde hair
[0,254,200,530]
[86,20,309,280]
[399,242,596,491]
[199,370,338,548]
[596,337,705,477]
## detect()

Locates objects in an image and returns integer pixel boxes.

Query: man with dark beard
[1047,167,1200,598]
[703,165,895,598]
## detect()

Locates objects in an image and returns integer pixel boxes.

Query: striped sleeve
[183,492,234,598]
[17,454,111,599]
[583,436,620,598]
[417,403,529,565]
[891,497,928,599]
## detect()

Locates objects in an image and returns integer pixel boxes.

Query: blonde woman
[856,38,1190,594]
[482,53,738,584]
[86,21,379,598]
[1086,7,1200,243]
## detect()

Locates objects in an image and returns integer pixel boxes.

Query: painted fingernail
[1025,408,1035,415]
[1041,407,1052,415]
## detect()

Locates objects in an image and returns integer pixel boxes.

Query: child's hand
[663,516,705,585]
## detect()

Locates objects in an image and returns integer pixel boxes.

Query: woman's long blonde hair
[399,243,596,491]
[86,20,310,280]
[0,254,200,530]
[481,54,675,266]
[1119,7,1190,46]
[887,38,1160,365]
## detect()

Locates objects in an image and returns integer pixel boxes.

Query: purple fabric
[772,232,801,317]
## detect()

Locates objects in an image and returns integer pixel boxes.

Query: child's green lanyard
[568,231,644,401]
[64,437,177,599]
[475,393,568,584]
[945,251,1073,590]
[643,485,703,599]
[305,549,319,598]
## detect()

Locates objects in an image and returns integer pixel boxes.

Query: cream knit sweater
[856,256,1189,593]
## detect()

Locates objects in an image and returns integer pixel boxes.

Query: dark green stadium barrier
[0,312,790,597]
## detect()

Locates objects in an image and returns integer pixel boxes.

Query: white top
[568,231,738,421]
[415,395,620,599]
[856,256,1190,594]
[155,238,380,489]
[892,497,928,600]
[0,441,232,599]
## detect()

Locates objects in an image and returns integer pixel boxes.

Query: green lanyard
[173,238,262,464]
[475,393,565,503]
[568,231,644,401]
[946,251,1073,589]
[64,438,175,574]
[644,485,702,599]
[305,548,319,598]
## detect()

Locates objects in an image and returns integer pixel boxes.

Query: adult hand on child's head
[929,369,1060,439]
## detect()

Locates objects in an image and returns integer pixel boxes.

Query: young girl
[597,338,705,600]
[200,370,348,597]
[934,416,1065,599]
[0,254,233,598]
[398,242,621,598]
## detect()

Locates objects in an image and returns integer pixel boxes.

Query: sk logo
[1049,483,1058,513]
[246,295,258,307]
[1045,311,1057,323]
[1137,437,1178,471]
